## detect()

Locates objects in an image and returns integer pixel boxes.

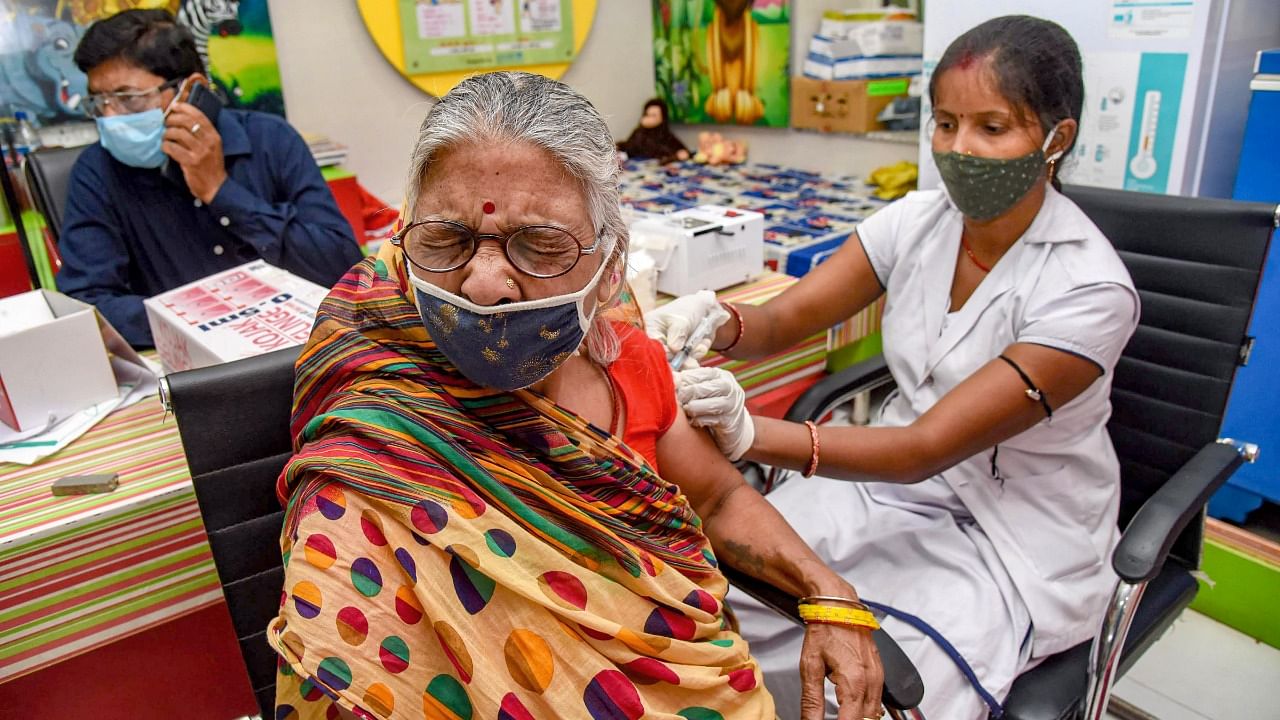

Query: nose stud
[505,278,516,289]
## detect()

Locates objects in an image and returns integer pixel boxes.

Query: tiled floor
[1108,610,1280,718]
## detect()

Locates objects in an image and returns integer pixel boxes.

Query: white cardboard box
[144,260,329,372]
[803,54,923,81]
[811,22,923,58]
[0,290,121,431]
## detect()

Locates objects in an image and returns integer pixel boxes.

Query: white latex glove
[645,290,731,369]
[676,366,756,461]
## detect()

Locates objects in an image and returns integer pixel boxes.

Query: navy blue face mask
[407,257,611,391]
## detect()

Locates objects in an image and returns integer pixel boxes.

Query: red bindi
[482,201,496,214]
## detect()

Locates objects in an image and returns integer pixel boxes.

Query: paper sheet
[0,354,160,466]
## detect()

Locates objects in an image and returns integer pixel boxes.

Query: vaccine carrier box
[631,205,765,297]
[144,261,329,373]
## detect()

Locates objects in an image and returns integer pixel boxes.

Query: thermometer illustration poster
[1062,51,1187,193]
[1124,53,1186,193]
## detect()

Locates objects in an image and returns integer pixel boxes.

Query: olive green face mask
[932,127,1063,221]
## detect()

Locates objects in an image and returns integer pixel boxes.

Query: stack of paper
[302,132,348,167]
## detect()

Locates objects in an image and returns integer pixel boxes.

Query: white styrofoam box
[630,205,765,297]
[814,21,923,56]
[144,260,330,372]
[809,34,864,60]
[0,290,118,431]
[804,54,923,81]
[626,250,659,312]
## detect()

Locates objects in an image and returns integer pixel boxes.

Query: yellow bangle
[798,602,880,631]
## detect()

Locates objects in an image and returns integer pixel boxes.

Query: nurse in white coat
[648,16,1140,720]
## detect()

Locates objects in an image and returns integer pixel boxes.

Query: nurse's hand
[675,367,754,461]
[646,290,730,367]
[801,623,884,720]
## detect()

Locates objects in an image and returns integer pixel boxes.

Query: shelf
[864,129,920,145]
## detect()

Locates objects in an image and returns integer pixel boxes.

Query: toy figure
[694,130,746,165]
[617,98,690,164]
[705,0,765,124]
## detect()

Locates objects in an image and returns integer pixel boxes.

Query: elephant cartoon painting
[0,0,283,127]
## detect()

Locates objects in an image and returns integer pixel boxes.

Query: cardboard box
[144,260,329,372]
[790,76,912,134]
[0,290,120,431]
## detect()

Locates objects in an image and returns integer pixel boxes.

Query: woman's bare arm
[657,402,885,716]
[748,342,1102,482]
[710,233,884,359]
[657,408,851,599]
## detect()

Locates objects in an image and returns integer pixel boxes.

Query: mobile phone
[51,473,120,496]
[162,81,225,188]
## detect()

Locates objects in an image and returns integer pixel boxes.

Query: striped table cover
[0,398,222,682]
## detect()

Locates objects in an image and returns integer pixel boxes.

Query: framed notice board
[358,0,597,97]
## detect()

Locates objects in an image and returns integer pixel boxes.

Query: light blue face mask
[95,80,186,168]
[407,254,612,392]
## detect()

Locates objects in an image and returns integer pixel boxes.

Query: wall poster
[0,0,286,126]
[397,0,575,75]
[1062,51,1187,194]
[652,0,791,127]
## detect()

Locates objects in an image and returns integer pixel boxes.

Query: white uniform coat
[736,187,1139,719]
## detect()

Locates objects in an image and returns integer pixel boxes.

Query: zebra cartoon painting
[177,0,242,90]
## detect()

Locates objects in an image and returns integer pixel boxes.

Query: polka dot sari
[268,246,775,719]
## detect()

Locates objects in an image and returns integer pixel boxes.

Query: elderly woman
[267,72,883,720]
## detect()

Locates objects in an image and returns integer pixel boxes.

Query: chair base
[1001,564,1197,720]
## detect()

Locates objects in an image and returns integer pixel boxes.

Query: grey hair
[405,71,628,365]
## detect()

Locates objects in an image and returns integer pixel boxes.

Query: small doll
[617,98,691,164]
[694,131,747,165]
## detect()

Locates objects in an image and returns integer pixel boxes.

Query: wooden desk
[0,398,220,679]
[0,396,257,717]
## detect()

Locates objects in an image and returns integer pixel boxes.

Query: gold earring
[505,278,516,289]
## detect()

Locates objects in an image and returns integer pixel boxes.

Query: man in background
[58,9,361,346]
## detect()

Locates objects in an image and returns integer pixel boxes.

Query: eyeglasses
[391,219,600,279]
[83,79,182,118]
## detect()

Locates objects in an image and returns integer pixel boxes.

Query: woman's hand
[645,290,729,365]
[675,366,754,460]
[800,623,884,720]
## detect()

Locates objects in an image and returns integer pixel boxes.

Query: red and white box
[144,261,330,372]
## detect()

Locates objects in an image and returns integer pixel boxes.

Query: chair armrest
[722,565,925,710]
[1113,441,1245,583]
[785,355,892,423]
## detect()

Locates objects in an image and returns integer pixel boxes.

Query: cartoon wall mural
[0,0,284,127]
[652,0,790,127]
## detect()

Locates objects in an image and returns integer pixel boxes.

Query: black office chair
[163,346,301,719]
[771,185,1275,719]
[23,144,86,246]
[163,346,924,718]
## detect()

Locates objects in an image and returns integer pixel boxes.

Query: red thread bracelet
[713,302,745,353]
[802,420,821,478]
